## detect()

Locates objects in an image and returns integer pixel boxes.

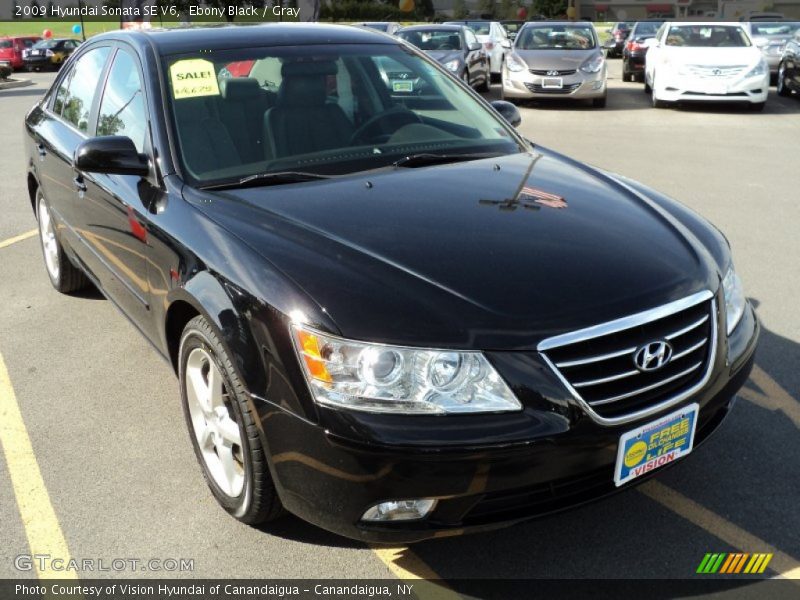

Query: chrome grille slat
[670,338,707,361]
[588,362,703,406]
[665,314,709,340]
[555,346,637,368]
[573,369,639,388]
[537,291,717,426]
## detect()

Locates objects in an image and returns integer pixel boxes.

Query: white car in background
[645,22,769,110]
[445,20,511,82]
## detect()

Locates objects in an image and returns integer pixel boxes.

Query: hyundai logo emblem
[713,68,722,76]
[633,341,673,372]
[547,70,560,76]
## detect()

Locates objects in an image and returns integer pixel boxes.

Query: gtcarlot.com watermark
[15,554,194,573]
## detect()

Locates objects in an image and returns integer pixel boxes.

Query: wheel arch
[163,271,268,399]
[27,170,40,214]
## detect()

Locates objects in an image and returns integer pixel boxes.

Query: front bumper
[255,302,758,543]
[656,73,769,104]
[502,65,607,100]
[23,56,56,68]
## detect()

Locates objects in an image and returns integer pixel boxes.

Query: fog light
[361,499,437,522]
[592,80,603,90]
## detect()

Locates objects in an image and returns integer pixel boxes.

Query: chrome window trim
[537,290,718,427]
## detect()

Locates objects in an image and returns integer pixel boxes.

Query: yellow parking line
[0,229,37,249]
[640,480,800,580]
[0,352,76,580]
[739,364,800,429]
[371,546,461,598]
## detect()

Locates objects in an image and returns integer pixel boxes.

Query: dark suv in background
[604,22,633,58]
[623,20,664,81]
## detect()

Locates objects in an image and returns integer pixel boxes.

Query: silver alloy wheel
[37,196,60,281]
[185,347,245,497]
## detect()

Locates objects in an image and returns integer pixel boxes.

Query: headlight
[291,324,521,414]
[579,53,604,74]
[745,60,767,78]
[45,49,54,57]
[505,53,527,72]
[722,265,745,335]
[443,59,461,72]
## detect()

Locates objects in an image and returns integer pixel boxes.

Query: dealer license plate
[613,403,699,487]
[542,77,563,89]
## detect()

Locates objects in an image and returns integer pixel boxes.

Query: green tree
[533,0,566,18]
[478,0,496,18]
[452,0,468,19]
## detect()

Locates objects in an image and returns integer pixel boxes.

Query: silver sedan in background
[744,20,800,78]
[501,21,607,107]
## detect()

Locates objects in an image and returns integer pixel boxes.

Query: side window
[97,49,147,152]
[60,47,110,132]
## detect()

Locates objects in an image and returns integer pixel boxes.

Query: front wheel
[36,191,88,293]
[651,76,668,108]
[179,315,283,525]
[749,101,766,112]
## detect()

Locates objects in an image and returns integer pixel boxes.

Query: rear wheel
[777,63,791,97]
[36,191,88,293]
[179,315,283,525]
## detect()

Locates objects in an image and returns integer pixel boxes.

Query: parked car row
[0,35,82,71]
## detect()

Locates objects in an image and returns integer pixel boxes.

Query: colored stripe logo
[697,552,773,574]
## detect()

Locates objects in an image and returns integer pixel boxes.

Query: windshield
[164,44,523,187]
[33,40,58,49]
[632,22,663,38]
[665,25,751,47]
[516,25,597,50]
[0,40,11,49]
[503,22,523,34]
[398,30,462,51]
[465,22,491,35]
[363,23,389,32]
[750,21,800,36]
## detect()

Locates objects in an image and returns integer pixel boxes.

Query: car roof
[399,24,463,32]
[88,23,397,55]
[523,21,595,25]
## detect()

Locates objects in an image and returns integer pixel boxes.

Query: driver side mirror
[500,39,512,50]
[490,100,521,128]
[74,136,149,177]
[643,37,659,49]
[468,42,483,52]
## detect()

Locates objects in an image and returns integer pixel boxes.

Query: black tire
[749,102,766,112]
[592,95,607,108]
[476,71,490,92]
[651,75,668,109]
[777,63,791,97]
[36,191,88,294]
[644,76,651,93]
[179,315,283,525]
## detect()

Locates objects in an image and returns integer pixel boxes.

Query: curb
[0,79,34,91]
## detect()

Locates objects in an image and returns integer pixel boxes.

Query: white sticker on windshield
[170,59,219,99]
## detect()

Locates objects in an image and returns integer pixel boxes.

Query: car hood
[661,46,762,68]
[190,150,721,349]
[425,50,463,64]
[514,49,596,70]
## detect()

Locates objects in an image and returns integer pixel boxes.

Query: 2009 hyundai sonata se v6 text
[24,24,758,543]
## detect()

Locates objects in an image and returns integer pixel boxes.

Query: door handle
[73,175,87,193]
[36,143,46,157]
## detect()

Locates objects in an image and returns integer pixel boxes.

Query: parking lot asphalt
[0,62,798,584]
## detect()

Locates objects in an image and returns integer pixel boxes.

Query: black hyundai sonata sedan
[24,24,758,542]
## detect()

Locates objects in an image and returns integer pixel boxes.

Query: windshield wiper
[200,171,331,191]
[392,152,504,169]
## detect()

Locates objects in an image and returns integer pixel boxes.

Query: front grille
[683,91,749,97]
[685,65,747,79]
[529,68,577,76]
[525,82,581,94]
[538,291,717,423]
